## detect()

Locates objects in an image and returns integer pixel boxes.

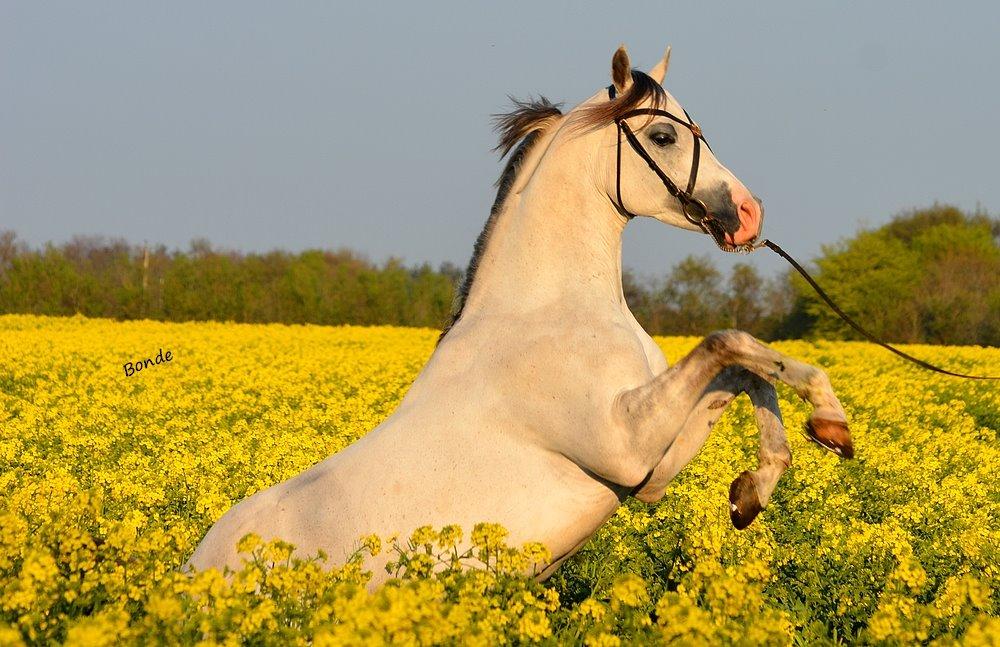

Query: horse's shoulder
[522,314,662,388]
[430,308,659,391]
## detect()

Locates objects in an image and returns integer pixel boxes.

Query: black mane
[437,98,562,343]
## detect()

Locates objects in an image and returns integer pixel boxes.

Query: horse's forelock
[571,70,668,132]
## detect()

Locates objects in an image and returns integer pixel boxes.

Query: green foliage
[3,202,997,346]
[661,255,726,334]
[798,231,923,341]
[0,236,456,330]
[0,234,791,340]
[791,204,1000,345]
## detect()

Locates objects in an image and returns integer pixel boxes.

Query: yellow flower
[409,525,437,549]
[610,574,648,609]
[236,532,262,555]
[353,535,377,560]
[520,541,551,568]
[584,631,621,647]
[471,523,509,553]
[436,525,463,549]
[576,598,607,621]
[146,592,183,621]
[1,314,998,644]
[0,623,25,647]
[64,610,129,647]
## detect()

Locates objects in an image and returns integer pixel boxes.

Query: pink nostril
[733,199,761,244]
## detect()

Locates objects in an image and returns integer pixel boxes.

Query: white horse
[189,45,852,586]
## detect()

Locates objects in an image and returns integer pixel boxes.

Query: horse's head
[576,45,763,251]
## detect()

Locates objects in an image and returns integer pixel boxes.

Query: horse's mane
[437,72,666,343]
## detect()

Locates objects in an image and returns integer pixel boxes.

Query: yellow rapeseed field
[1,314,999,645]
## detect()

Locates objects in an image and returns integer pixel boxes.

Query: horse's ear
[611,45,633,95]
[649,46,671,85]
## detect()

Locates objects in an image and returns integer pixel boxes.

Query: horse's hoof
[805,418,854,459]
[728,471,762,530]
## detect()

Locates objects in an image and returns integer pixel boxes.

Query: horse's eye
[649,128,676,147]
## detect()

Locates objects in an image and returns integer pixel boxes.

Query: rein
[761,239,998,380]
[607,86,1000,380]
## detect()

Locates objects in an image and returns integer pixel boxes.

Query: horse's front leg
[611,330,852,520]
[632,365,791,529]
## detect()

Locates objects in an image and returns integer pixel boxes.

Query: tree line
[788,204,1000,346]
[1,205,997,345]
[0,234,457,329]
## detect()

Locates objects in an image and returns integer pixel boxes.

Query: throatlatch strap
[615,122,633,219]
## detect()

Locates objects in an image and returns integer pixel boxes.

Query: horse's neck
[462,161,627,321]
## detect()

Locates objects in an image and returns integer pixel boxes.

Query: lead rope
[758,239,1000,380]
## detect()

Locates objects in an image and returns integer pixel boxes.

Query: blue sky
[2,1,998,277]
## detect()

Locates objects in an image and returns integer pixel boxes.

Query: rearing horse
[189,45,853,586]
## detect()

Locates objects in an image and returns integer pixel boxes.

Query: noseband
[608,85,758,253]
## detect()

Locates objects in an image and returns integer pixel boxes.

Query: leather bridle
[607,85,759,254]
[605,84,998,379]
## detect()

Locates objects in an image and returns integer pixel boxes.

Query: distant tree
[4,205,994,346]
[795,231,923,342]
[660,255,726,335]
[437,261,464,287]
[881,203,999,244]
[726,263,765,334]
[623,269,665,334]
[790,204,1000,345]
[761,270,810,340]
[0,231,23,276]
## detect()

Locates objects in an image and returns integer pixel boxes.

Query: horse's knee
[702,330,757,360]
